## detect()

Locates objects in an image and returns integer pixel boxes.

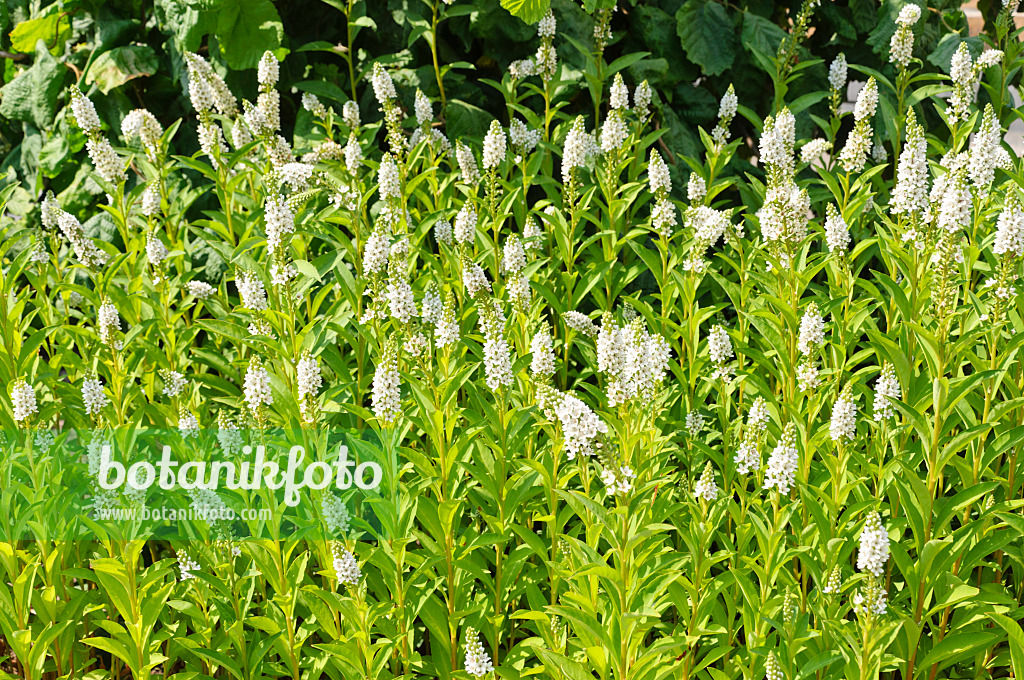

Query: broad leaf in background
[0,40,66,129]
[154,0,219,53]
[741,11,788,71]
[627,5,696,87]
[676,0,737,77]
[85,45,159,94]
[927,32,983,73]
[216,0,285,70]
[8,6,71,55]
[500,0,551,25]
[445,99,494,139]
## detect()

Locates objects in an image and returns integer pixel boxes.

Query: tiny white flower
[161,370,188,397]
[857,511,890,577]
[333,547,361,585]
[243,357,274,417]
[830,384,857,442]
[530,324,557,378]
[10,379,37,422]
[694,462,718,501]
[187,281,216,299]
[798,303,825,356]
[686,411,704,437]
[257,51,280,88]
[343,100,360,128]
[372,344,402,425]
[482,120,507,170]
[177,550,200,581]
[829,53,848,93]
[464,628,494,677]
[371,63,396,105]
[764,424,799,494]
[82,375,109,416]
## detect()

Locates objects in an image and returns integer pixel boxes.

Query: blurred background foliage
[0,0,1008,233]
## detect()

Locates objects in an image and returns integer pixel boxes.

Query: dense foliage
[1,0,1017,227]
[1,1,1024,680]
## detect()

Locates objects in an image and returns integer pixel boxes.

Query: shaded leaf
[741,12,787,65]
[676,0,737,77]
[0,41,66,129]
[86,46,159,94]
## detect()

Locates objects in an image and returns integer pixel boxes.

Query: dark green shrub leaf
[628,6,695,86]
[676,0,737,77]
[37,133,69,179]
[154,0,218,52]
[445,99,493,140]
[850,0,877,32]
[927,33,983,73]
[82,213,121,249]
[740,12,787,65]
[0,41,65,129]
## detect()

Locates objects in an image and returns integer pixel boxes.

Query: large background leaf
[676,0,737,77]
[499,0,551,24]
[216,0,284,70]
[0,40,65,129]
[85,46,159,94]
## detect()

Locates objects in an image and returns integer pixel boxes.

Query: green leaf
[83,636,133,667]
[676,0,737,77]
[0,41,66,129]
[499,0,551,24]
[155,0,217,52]
[927,33,982,74]
[535,647,593,680]
[865,0,899,58]
[90,559,137,624]
[445,99,493,140]
[216,0,284,70]
[85,46,159,94]
[9,12,71,55]
[789,90,828,115]
[293,80,349,105]
[191,648,244,680]
[292,259,322,283]
[917,632,997,676]
[740,12,787,63]
[83,213,121,248]
[630,6,695,85]
[988,613,1024,679]
[38,132,69,179]
[27,621,72,677]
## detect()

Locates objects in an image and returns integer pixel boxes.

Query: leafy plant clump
[1,1,1024,680]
